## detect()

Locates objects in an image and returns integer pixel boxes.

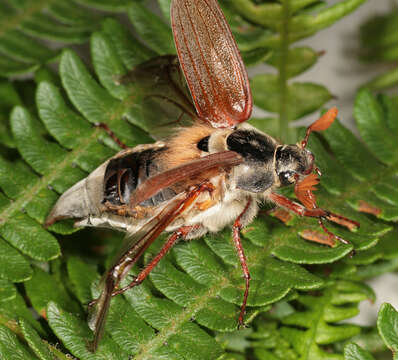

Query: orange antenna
[301,107,338,148]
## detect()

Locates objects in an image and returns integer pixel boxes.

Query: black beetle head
[275,145,314,186]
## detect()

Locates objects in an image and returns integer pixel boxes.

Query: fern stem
[301,286,331,359]
[278,0,291,142]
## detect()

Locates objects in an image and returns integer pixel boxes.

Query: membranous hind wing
[171,0,252,128]
[121,55,197,139]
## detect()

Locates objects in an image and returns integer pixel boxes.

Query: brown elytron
[171,0,252,127]
[45,0,360,352]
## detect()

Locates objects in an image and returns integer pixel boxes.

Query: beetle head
[275,145,315,186]
[275,107,339,187]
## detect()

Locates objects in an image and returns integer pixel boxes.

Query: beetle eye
[279,171,295,186]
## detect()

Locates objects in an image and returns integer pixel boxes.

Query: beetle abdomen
[103,147,176,207]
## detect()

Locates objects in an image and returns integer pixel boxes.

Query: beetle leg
[88,183,212,352]
[269,192,359,246]
[94,122,128,149]
[111,225,198,297]
[232,198,252,328]
[269,192,328,218]
[317,217,349,245]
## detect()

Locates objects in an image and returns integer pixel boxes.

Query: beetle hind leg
[232,198,253,328]
[111,225,197,297]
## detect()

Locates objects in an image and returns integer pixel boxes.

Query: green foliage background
[0,0,398,359]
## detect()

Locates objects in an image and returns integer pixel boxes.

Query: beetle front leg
[269,192,328,218]
[269,192,359,246]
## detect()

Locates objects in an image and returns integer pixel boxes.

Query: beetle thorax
[203,124,278,194]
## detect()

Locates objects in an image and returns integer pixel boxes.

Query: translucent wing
[171,0,252,128]
[121,55,198,139]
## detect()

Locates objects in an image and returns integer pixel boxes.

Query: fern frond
[0,0,140,76]
[280,281,374,359]
[0,3,396,359]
